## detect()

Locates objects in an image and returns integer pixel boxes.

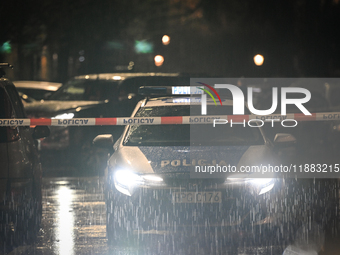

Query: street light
[254,54,264,66]
[154,55,164,66]
[162,35,170,45]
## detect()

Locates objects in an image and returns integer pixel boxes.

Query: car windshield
[49,79,120,101]
[123,105,264,146]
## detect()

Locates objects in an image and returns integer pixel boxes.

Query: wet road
[4,177,107,255]
[2,177,340,255]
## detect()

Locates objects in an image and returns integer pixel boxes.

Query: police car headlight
[114,170,144,196]
[248,178,274,186]
[113,171,164,196]
[248,178,275,195]
[52,113,74,119]
[143,175,163,182]
[227,173,275,195]
[115,170,144,186]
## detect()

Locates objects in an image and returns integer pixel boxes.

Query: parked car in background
[24,73,192,174]
[13,80,62,103]
[0,65,50,245]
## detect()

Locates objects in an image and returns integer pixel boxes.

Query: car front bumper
[106,176,282,232]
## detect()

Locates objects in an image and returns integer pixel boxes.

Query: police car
[94,86,338,246]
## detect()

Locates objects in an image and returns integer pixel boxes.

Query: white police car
[94,87,338,246]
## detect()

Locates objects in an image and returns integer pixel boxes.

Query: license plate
[172,192,222,203]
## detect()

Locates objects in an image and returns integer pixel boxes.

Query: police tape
[0,112,340,126]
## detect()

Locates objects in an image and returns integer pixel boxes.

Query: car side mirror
[32,126,50,139]
[93,134,114,149]
[273,133,296,145]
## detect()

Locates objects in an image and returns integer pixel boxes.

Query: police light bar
[138,86,203,96]
[172,86,203,95]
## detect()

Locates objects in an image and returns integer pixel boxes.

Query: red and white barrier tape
[0,112,340,126]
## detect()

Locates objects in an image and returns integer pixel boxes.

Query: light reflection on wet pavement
[2,177,340,255]
[31,177,107,255]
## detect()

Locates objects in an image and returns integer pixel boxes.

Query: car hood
[25,100,104,117]
[109,145,275,175]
